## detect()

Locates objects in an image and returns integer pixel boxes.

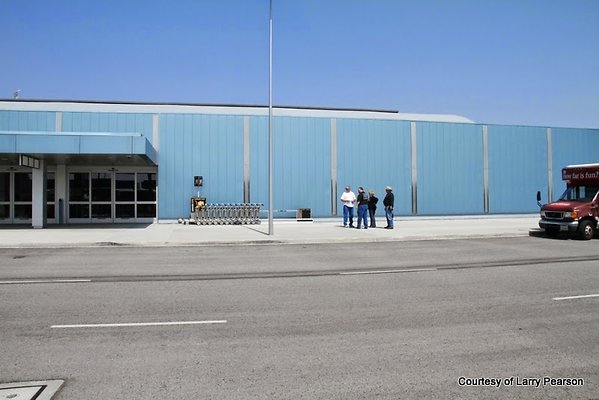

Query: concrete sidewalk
[0,215,541,248]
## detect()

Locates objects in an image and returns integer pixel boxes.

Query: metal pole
[268,0,274,235]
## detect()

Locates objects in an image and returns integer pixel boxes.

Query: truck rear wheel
[577,220,595,240]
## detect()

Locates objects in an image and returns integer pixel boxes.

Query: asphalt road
[1,237,598,399]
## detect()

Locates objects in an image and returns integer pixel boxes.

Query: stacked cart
[191,200,262,225]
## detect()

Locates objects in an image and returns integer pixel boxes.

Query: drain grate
[0,381,64,400]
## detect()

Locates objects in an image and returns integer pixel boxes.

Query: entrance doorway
[68,169,157,223]
[0,170,55,224]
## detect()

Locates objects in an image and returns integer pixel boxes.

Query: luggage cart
[191,202,262,225]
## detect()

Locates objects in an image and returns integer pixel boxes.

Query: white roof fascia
[0,101,474,123]
[564,163,599,168]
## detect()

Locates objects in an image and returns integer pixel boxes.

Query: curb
[0,232,536,249]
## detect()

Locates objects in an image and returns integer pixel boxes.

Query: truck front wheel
[577,220,595,240]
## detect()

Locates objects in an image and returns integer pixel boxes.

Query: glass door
[47,172,56,223]
[68,172,90,222]
[115,172,135,221]
[14,172,32,223]
[136,172,156,222]
[67,169,156,223]
[0,170,53,224]
[91,172,112,222]
[0,172,9,223]
[69,171,114,223]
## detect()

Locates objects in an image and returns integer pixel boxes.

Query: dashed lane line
[339,268,437,275]
[51,320,228,329]
[0,279,92,284]
[553,293,599,301]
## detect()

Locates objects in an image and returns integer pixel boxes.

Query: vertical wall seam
[152,114,160,150]
[331,118,337,216]
[243,116,250,203]
[152,113,160,221]
[55,112,62,132]
[547,127,553,201]
[482,125,489,214]
[410,122,417,215]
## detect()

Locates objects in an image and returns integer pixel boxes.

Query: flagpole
[268,0,274,235]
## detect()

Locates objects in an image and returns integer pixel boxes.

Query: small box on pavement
[296,208,312,222]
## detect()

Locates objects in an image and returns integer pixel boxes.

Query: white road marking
[0,380,64,400]
[51,320,227,329]
[553,293,599,301]
[0,279,92,284]
[340,268,436,275]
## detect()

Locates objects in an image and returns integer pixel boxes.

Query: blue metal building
[1,100,598,227]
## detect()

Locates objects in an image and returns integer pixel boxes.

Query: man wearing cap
[340,186,356,227]
[383,186,394,229]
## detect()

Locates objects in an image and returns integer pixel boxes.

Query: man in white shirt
[340,186,356,227]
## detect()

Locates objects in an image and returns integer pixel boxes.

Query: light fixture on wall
[194,176,203,187]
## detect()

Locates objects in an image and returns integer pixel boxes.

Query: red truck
[538,164,599,240]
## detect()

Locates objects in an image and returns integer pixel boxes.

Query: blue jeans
[385,206,394,228]
[369,208,376,227]
[343,205,354,226]
[357,204,368,228]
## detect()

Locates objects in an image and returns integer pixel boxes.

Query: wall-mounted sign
[562,165,599,182]
[19,154,40,169]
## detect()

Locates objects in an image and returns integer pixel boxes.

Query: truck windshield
[559,185,599,202]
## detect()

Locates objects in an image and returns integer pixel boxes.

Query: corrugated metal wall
[336,119,412,216]
[0,110,55,131]
[417,122,484,215]
[62,112,154,143]
[487,125,547,213]
[3,106,599,219]
[249,116,268,206]
[249,116,331,217]
[158,114,244,219]
[551,128,599,201]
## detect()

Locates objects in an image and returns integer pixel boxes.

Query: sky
[1,0,598,128]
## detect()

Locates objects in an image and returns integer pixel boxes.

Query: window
[560,186,599,202]
[69,173,89,202]
[137,173,156,202]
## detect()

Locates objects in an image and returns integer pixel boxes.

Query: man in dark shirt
[368,190,378,228]
[356,187,369,229]
[383,186,394,229]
